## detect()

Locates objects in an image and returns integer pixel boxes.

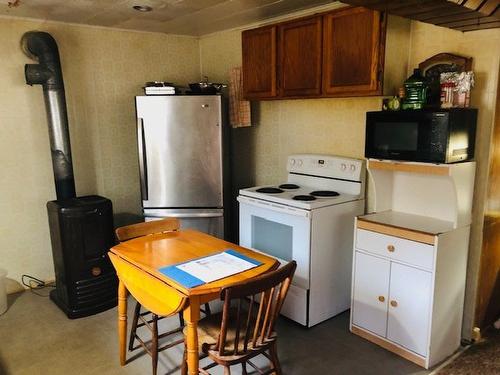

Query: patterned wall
[0,17,200,291]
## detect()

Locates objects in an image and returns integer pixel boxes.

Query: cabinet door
[322,7,385,96]
[279,16,323,97]
[242,26,277,99]
[387,262,432,356]
[352,251,390,337]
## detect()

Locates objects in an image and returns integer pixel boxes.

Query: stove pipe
[21,31,76,201]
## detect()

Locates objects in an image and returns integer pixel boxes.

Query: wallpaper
[0,17,200,292]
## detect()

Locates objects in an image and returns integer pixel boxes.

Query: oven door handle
[237,196,310,218]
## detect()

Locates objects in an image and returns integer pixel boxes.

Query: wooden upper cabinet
[242,26,277,99]
[322,7,386,96]
[279,16,323,97]
[241,6,387,100]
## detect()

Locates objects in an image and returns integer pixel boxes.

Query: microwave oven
[365,108,477,163]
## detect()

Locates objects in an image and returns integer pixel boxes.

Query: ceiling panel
[0,0,338,35]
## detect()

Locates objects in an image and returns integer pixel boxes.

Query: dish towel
[229,67,252,128]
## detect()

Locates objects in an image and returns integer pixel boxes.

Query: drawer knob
[390,300,398,307]
[378,296,385,302]
[387,244,395,252]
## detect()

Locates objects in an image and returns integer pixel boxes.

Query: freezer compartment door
[144,208,224,239]
[136,96,223,208]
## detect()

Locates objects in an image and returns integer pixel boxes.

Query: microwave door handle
[137,117,148,201]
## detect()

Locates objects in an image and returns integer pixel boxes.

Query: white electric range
[238,154,366,327]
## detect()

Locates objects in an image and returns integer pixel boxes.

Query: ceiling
[0,0,338,36]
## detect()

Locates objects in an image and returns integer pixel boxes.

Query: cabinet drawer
[356,229,435,270]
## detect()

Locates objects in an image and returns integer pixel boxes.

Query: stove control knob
[290,158,296,165]
[341,163,347,171]
[350,164,356,171]
[297,159,303,167]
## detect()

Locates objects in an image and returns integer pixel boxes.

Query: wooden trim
[418,52,473,75]
[368,160,451,176]
[377,11,387,94]
[339,0,500,32]
[474,62,500,329]
[351,325,427,368]
[357,219,436,245]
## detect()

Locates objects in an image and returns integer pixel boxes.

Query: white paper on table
[176,251,258,283]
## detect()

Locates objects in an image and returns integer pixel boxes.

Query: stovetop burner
[310,190,340,197]
[293,195,317,201]
[256,187,284,194]
[279,184,300,189]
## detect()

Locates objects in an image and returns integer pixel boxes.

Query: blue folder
[158,249,262,288]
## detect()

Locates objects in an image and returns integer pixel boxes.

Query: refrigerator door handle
[147,212,223,218]
[137,117,148,201]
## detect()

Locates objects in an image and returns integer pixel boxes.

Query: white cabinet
[352,160,475,369]
[353,251,432,358]
[351,218,470,369]
[387,262,432,356]
[352,252,390,337]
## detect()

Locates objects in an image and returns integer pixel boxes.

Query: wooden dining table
[109,229,279,375]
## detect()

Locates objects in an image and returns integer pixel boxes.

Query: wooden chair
[109,252,187,375]
[182,260,297,375]
[114,218,211,374]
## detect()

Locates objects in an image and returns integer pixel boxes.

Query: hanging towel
[229,67,252,128]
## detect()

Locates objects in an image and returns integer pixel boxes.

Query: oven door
[238,196,311,289]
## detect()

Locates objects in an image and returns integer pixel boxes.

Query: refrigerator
[135,95,226,239]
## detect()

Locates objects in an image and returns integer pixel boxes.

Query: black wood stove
[22,31,117,318]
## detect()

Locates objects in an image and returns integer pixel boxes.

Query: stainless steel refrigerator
[135,95,226,238]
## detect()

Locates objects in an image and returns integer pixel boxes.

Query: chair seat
[184,309,276,355]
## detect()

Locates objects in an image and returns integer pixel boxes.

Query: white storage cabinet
[350,160,475,369]
[351,222,469,368]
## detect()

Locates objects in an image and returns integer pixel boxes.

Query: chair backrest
[214,261,297,356]
[109,252,187,316]
[115,217,180,242]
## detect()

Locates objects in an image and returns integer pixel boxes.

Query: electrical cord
[21,274,55,297]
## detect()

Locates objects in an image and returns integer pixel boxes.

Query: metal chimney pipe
[21,31,76,201]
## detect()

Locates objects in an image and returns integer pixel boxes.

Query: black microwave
[365,108,477,163]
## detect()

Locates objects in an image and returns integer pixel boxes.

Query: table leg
[184,296,201,375]
[118,279,128,366]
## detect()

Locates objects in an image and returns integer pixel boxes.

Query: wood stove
[47,196,117,318]
[22,31,117,318]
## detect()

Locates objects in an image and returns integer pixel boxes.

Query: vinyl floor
[0,291,431,375]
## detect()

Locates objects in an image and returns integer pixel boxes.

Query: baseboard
[351,325,427,368]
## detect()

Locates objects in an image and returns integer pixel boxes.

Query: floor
[0,291,430,375]
[437,327,499,374]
